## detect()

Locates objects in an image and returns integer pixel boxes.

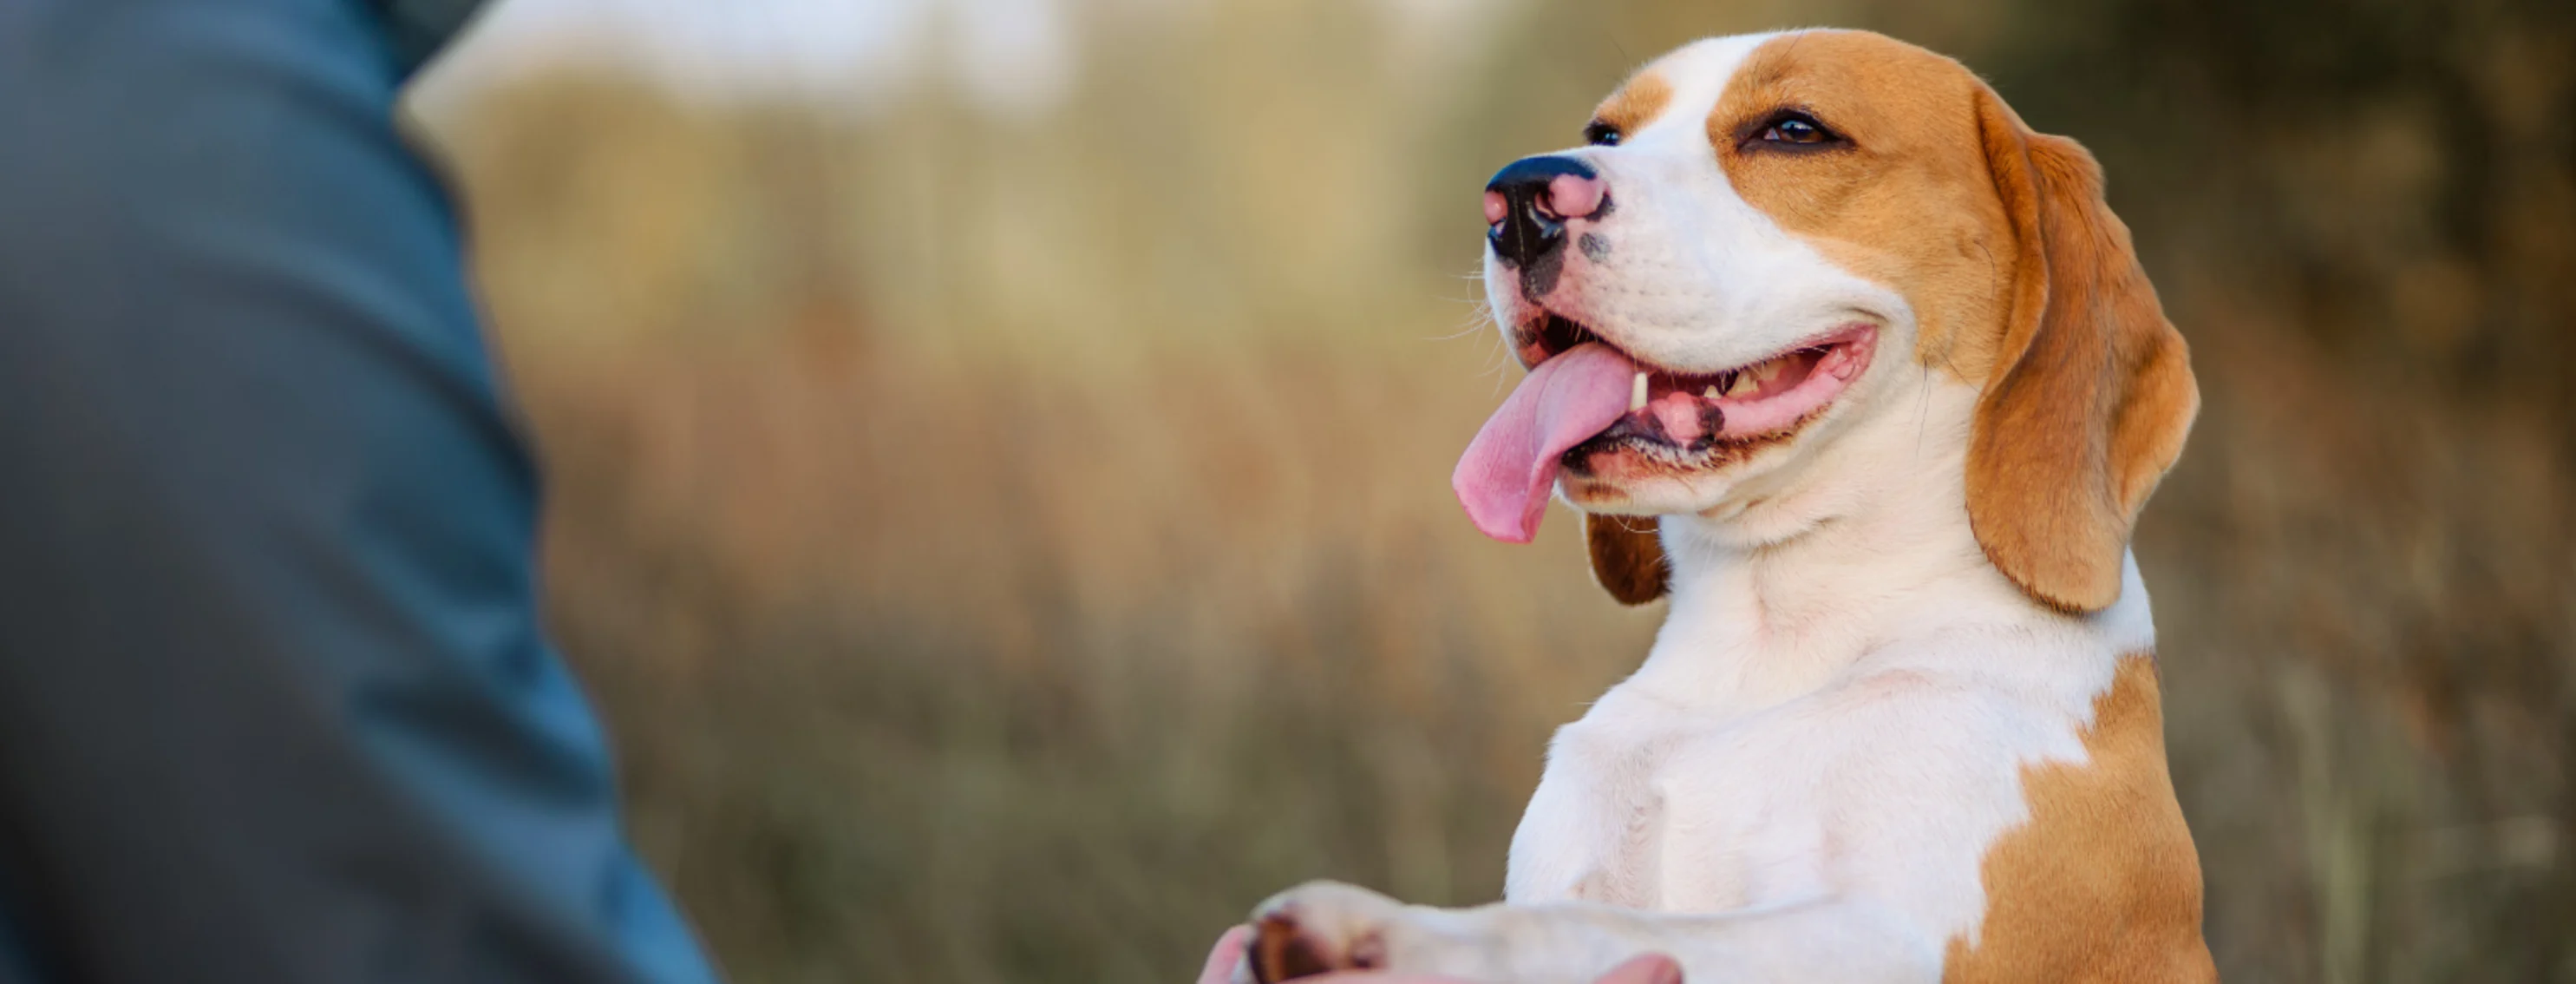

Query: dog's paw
[1235,882,1671,984]
[1241,882,1422,981]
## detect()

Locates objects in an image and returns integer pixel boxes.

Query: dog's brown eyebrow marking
[1592,70,1675,135]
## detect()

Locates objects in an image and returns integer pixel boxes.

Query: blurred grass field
[417,0,2576,981]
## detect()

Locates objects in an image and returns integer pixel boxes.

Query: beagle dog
[1239,29,2211,984]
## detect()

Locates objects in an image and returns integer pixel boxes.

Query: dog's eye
[1583,121,1623,147]
[1758,113,1838,146]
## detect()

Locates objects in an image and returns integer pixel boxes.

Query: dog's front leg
[1237,881,1943,984]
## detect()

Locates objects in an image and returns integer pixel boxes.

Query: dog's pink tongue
[1453,342,1638,543]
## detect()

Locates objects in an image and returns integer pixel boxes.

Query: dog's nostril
[1485,155,1604,219]
[1546,173,1605,220]
[1484,155,1602,267]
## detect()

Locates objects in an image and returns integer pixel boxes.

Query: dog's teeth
[1631,372,1650,411]
[1726,371,1760,397]
[1752,357,1787,384]
[1703,384,1721,400]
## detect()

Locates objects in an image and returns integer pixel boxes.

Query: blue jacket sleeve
[0,1,720,981]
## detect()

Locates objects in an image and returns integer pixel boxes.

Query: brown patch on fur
[1592,70,1675,138]
[1585,513,1668,605]
[1711,30,2198,613]
[1710,31,2017,380]
[1945,656,2214,983]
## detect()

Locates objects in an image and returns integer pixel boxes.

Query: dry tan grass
[503,329,1670,983]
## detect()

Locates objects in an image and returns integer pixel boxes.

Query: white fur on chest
[1504,389,2160,953]
[1507,580,2153,943]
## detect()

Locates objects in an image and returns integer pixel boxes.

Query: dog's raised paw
[1243,882,1409,982]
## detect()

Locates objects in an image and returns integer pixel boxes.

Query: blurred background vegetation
[407,0,2575,981]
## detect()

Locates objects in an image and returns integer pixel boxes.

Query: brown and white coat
[1242,29,2213,984]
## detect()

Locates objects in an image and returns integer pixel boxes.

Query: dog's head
[1455,30,2196,613]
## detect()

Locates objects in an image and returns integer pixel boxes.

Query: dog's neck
[1627,379,2117,712]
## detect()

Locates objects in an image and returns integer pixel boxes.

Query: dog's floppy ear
[1585,513,1669,606]
[1965,89,2199,613]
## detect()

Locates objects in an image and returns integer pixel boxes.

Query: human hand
[1195,925,1684,984]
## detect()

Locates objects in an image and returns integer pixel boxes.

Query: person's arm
[0,1,713,981]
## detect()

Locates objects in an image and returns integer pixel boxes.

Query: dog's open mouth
[1454,315,1877,543]
[1535,317,1878,469]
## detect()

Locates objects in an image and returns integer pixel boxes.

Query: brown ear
[1966,90,2200,613]
[1585,513,1669,606]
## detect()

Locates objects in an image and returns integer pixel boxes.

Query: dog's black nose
[1484,155,1605,267]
